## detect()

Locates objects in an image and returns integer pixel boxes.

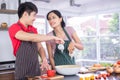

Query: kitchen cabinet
[0,70,15,80]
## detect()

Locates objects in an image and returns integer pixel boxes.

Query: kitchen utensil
[58,44,64,53]
[55,65,80,75]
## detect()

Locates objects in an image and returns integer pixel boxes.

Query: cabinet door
[0,72,15,80]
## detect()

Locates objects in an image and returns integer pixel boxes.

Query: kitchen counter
[30,72,120,80]
[58,73,120,80]
[64,75,79,80]
[66,72,120,80]
[5,70,119,80]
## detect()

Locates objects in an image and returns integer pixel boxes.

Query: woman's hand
[40,58,50,70]
[68,41,75,54]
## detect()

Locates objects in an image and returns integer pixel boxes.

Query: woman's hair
[47,10,66,28]
[18,2,38,19]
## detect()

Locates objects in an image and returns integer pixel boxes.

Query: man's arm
[15,30,58,42]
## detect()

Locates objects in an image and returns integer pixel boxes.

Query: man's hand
[40,58,50,70]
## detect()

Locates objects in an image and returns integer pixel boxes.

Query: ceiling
[25,0,120,15]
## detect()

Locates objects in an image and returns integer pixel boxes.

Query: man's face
[26,11,37,26]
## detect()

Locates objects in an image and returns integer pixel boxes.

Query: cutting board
[41,75,64,80]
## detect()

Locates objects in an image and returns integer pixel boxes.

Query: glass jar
[1,0,6,10]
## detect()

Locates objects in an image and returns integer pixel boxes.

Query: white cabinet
[0,31,15,62]
[0,8,17,63]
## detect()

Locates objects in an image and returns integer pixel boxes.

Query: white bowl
[55,65,80,75]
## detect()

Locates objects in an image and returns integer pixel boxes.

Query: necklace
[55,30,66,39]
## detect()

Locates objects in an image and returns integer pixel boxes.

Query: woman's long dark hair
[47,10,66,28]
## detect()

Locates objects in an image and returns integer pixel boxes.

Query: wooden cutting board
[41,75,64,80]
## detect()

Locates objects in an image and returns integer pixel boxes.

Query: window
[33,15,46,34]
[66,13,120,66]
[99,13,120,61]
[67,16,96,36]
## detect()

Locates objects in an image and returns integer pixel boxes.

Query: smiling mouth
[50,22,55,25]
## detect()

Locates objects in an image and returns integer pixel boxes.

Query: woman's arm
[72,32,84,50]
[68,32,84,53]
[46,42,56,70]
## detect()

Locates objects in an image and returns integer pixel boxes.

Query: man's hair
[18,2,38,18]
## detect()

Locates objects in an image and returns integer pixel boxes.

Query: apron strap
[53,27,71,41]
[63,28,71,41]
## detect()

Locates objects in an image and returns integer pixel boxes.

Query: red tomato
[47,70,56,77]
[95,76,98,79]
[102,74,107,79]
[117,60,120,65]
[106,73,110,77]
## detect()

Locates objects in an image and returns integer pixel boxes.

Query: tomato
[102,74,107,79]
[47,70,56,77]
[95,76,98,79]
[117,60,120,65]
[106,73,110,77]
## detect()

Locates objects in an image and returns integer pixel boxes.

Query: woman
[46,10,84,69]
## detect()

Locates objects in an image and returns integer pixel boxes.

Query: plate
[88,67,106,71]
[79,67,99,74]
[55,65,80,75]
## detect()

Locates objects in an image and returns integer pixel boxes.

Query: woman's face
[48,12,62,28]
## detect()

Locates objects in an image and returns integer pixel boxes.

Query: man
[9,2,64,80]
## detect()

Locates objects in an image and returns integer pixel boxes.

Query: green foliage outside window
[109,13,119,34]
